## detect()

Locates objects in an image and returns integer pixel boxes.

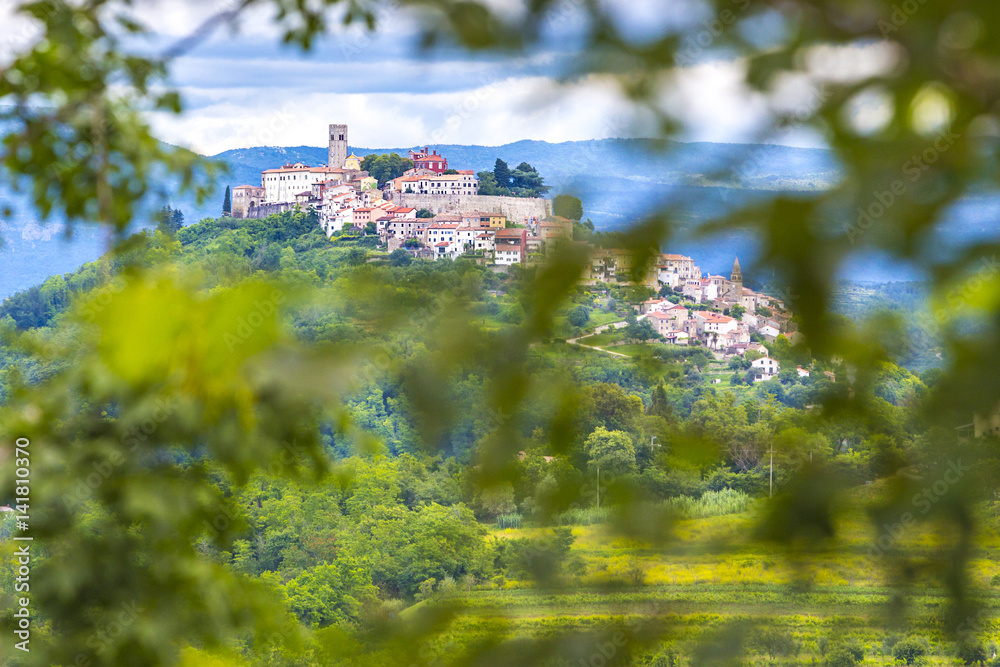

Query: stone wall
[244,202,295,219]
[388,193,551,223]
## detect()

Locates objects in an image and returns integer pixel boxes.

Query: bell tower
[328,123,348,169]
[730,257,743,300]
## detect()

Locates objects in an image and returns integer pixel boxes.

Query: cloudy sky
[2,0,872,155]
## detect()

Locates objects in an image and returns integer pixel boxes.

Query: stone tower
[328,123,348,169]
[730,257,743,300]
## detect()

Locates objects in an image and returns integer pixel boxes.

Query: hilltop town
[227,122,800,372]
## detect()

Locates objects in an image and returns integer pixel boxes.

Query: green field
[405,498,1000,665]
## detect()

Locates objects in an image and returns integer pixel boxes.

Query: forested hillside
[3,212,990,666]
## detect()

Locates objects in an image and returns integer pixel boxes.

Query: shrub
[497,513,523,529]
[827,643,864,667]
[893,636,930,665]
[958,641,987,666]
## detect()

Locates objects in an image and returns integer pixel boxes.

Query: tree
[416,208,434,218]
[648,381,671,419]
[626,318,657,342]
[553,194,583,220]
[730,304,746,320]
[476,171,500,196]
[585,382,643,434]
[493,158,512,191]
[389,249,412,267]
[361,152,414,186]
[442,168,458,174]
[568,305,590,328]
[584,426,637,476]
[156,205,184,234]
[364,221,377,235]
[222,185,231,216]
[510,162,550,196]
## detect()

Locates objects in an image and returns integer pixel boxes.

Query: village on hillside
[226,122,802,373]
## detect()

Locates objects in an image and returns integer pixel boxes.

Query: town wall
[388,193,551,223]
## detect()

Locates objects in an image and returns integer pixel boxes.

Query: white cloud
[150,74,639,154]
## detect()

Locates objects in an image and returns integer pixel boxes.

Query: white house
[759,324,781,339]
[752,356,780,381]
[694,312,738,336]
[796,366,810,378]
[474,232,496,253]
[433,240,463,260]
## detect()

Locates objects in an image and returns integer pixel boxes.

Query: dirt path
[567,321,630,358]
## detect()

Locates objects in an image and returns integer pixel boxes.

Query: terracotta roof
[698,313,734,323]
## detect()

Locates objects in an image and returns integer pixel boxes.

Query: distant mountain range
[0,136,993,301]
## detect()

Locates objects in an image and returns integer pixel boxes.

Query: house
[759,324,781,340]
[386,219,431,241]
[647,312,673,336]
[589,248,659,289]
[664,304,689,326]
[230,185,265,217]
[408,146,449,173]
[0,505,14,513]
[693,312,738,336]
[537,218,573,246]
[495,228,528,265]
[424,224,460,247]
[752,356,780,381]
[262,162,365,203]
[393,172,478,196]
[663,330,690,345]
[352,207,375,226]
[474,232,496,253]
[433,240,463,260]
[639,298,673,315]
[656,254,701,284]
[796,366,810,378]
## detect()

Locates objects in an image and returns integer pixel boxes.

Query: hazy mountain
[0,135,988,300]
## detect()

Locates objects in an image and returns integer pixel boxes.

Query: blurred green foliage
[3,0,1000,665]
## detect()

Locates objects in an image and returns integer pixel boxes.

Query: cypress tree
[223,186,232,216]
[493,158,511,190]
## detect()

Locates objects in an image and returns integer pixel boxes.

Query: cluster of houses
[629,255,801,375]
[228,122,577,265]
[229,125,482,233]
